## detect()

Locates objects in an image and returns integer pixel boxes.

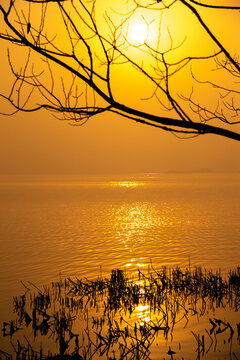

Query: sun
[128,19,149,45]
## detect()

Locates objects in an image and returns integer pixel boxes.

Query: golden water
[0,173,240,332]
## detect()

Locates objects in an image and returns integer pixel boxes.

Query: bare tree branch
[0,0,239,140]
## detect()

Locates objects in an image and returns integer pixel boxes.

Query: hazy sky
[0,109,239,178]
[0,0,239,178]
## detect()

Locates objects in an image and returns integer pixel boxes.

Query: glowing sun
[128,20,149,45]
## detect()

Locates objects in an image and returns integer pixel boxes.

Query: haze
[0,109,239,179]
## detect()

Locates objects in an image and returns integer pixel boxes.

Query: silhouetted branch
[0,0,239,140]
[187,1,240,10]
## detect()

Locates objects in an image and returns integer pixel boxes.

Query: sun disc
[128,20,148,45]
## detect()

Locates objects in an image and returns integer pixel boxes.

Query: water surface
[0,173,240,322]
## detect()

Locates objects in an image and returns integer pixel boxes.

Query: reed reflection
[2,267,240,359]
[133,281,151,325]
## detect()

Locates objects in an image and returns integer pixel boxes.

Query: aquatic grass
[1,266,240,360]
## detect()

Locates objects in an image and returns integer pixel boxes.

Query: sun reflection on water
[111,202,167,267]
[128,279,152,325]
[135,304,151,325]
[109,181,145,188]
[114,203,161,233]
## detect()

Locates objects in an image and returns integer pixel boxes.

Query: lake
[0,172,240,358]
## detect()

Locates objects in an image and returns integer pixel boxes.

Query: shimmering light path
[0,173,239,322]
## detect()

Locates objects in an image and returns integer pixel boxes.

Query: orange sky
[0,108,239,178]
[0,0,239,178]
